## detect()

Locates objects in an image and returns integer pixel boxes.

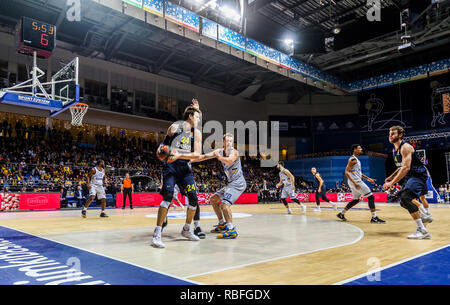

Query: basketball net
[70,103,88,126]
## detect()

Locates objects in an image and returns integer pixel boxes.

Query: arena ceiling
[0,0,449,103]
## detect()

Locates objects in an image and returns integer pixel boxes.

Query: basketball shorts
[215,179,246,205]
[161,160,197,200]
[89,184,106,200]
[348,180,372,200]
[281,185,296,199]
[401,176,428,200]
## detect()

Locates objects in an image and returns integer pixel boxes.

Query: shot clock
[15,17,56,59]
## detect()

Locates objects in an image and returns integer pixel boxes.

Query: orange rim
[70,103,89,109]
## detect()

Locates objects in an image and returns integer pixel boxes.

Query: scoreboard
[443,93,450,114]
[15,17,56,59]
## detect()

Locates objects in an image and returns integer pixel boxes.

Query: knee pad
[368,195,375,210]
[162,191,174,203]
[400,190,419,213]
[187,192,198,211]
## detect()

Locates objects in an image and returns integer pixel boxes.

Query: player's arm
[345,158,359,186]
[86,169,95,189]
[285,169,295,187]
[156,124,179,155]
[384,144,412,188]
[385,167,400,182]
[191,149,220,163]
[317,174,324,191]
[276,175,283,189]
[214,149,238,166]
[361,173,376,184]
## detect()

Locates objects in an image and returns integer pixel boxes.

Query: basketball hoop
[70,103,88,126]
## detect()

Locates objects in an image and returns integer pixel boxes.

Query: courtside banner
[1,193,60,211]
[116,193,259,207]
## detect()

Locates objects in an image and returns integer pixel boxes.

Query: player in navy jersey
[311,167,336,212]
[151,99,204,248]
[383,126,431,239]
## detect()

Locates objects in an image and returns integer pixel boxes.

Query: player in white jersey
[276,161,307,214]
[194,133,245,239]
[171,184,186,210]
[337,145,385,223]
[82,159,108,218]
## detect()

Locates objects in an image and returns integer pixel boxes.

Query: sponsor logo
[0,238,109,285]
[26,196,49,207]
[18,95,51,105]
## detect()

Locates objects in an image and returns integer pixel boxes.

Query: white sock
[372,212,377,217]
[415,218,426,231]
[183,223,190,231]
[194,221,200,228]
[226,223,234,230]
[83,207,87,211]
[154,226,162,237]
[341,209,347,215]
[219,219,225,225]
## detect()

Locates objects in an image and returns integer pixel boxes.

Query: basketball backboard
[0,53,79,117]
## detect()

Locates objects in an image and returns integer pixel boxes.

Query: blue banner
[201,18,217,40]
[182,8,199,32]
[218,25,245,51]
[143,0,163,17]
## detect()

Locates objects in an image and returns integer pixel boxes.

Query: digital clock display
[21,17,56,52]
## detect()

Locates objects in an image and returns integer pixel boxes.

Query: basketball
[157,145,170,162]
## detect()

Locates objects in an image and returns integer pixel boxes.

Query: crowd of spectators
[3,119,445,208]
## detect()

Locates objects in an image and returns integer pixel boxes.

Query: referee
[121,173,134,209]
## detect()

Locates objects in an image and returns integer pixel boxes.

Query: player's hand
[191,98,199,110]
[87,183,91,189]
[318,188,321,193]
[383,182,393,190]
[355,184,361,190]
[168,149,181,163]
[367,178,376,184]
[213,150,221,159]
[385,177,393,183]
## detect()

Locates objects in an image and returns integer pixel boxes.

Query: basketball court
[1,203,449,285]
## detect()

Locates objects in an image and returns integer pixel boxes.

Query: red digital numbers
[41,34,49,46]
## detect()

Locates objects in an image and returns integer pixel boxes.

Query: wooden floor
[0,202,449,285]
